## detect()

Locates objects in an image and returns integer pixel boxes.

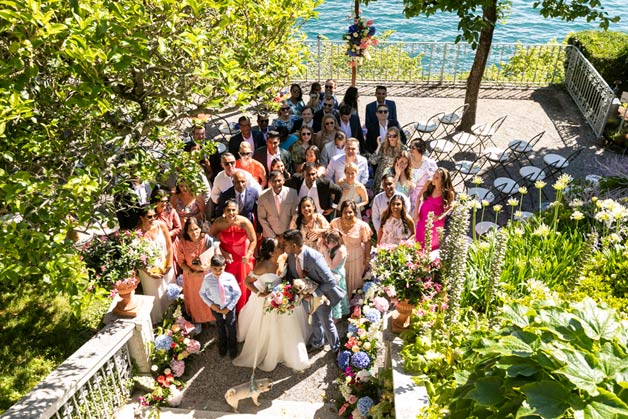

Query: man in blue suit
[215,170,259,226]
[364,85,398,127]
[282,229,345,353]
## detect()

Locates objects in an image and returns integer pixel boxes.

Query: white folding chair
[415,112,445,142]
[437,103,469,138]
[471,115,508,150]
[453,154,488,188]
[508,131,545,167]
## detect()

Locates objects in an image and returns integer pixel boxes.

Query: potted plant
[81,229,161,317]
[371,241,442,332]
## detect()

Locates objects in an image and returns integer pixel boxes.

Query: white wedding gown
[233,273,312,371]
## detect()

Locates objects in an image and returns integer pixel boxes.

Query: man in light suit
[215,170,259,225]
[257,171,298,239]
[364,85,398,127]
[282,229,345,353]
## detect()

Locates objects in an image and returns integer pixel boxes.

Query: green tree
[364,0,619,131]
[0,0,316,308]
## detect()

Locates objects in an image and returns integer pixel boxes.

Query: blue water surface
[303,0,628,44]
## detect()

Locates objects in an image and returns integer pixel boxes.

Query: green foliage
[0,0,317,309]
[486,41,566,84]
[444,298,628,418]
[0,287,108,413]
[566,30,628,93]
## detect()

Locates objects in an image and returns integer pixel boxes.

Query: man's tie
[238,192,244,209]
[274,192,281,215]
[217,276,226,306]
[296,255,303,278]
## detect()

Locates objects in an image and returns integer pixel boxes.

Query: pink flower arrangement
[170,359,185,377]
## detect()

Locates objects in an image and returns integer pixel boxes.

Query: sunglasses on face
[325,85,333,89]
[239,152,252,157]
[280,107,289,111]
[223,161,236,166]
[325,122,335,126]
[323,103,334,108]
[377,110,389,114]
[387,134,398,138]
[302,132,312,136]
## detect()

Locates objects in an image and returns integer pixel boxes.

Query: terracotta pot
[113,277,140,318]
[392,299,414,333]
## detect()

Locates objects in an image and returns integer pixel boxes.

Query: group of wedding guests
[124,81,457,372]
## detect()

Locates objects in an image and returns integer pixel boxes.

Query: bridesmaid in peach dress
[330,200,372,297]
[209,199,257,313]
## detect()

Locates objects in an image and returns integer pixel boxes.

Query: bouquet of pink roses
[265,282,299,314]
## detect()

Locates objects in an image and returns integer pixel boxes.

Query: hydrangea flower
[357,396,374,416]
[351,351,371,369]
[166,284,181,300]
[186,339,201,354]
[347,323,358,334]
[362,281,374,294]
[363,307,381,324]
[337,350,351,369]
[372,296,389,313]
[155,335,173,351]
[170,359,185,377]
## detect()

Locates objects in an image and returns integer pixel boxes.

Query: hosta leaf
[583,401,628,419]
[465,376,504,406]
[572,297,620,341]
[502,303,532,327]
[496,335,534,357]
[594,388,628,411]
[520,380,570,419]
[496,356,541,377]
[598,342,628,379]
[555,349,605,395]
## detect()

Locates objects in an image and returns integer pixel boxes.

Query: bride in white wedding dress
[233,238,311,372]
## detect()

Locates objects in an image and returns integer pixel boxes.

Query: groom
[282,229,345,353]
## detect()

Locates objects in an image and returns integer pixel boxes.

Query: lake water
[303,0,628,44]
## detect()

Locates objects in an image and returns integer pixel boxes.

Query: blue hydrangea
[357,396,374,416]
[154,334,173,351]
[166,284,181,300]
[347,323,358,334]
[351,351,371,369]
[176,274,184,287]
[363,307,381,324]
[337,350,351,369]
[362,281,374,294]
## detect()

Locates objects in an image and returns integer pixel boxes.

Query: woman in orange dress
[236,142,267,188]
[209,199,257,313]
[174,217,216,325]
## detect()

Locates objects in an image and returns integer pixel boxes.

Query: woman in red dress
[209,199,257,313]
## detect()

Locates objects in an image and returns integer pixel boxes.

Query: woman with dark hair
[233,238,311,372]
[151,188,182,240]
[271,157,291,181]
[378,194,415,246]
[415,168,455,250]
[321,229,349,320]
[384,151,415,197]
[330,200,372,296]
[284,83,305,117]
[209,199,257,312]
[304,145,326,177]
[307,82,323,112]
[289,196,330,253]
[136,206,175,324]
[409,138,438,215]
[170,181,205,225]
[340,86,359,116]
[290,126,315,173]
[174,218,217,326]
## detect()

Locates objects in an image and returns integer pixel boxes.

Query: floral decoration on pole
[343,13,378,86]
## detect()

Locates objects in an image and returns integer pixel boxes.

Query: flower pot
[392,299,414,333]
[113,277,140,318]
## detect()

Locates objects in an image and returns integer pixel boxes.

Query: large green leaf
[502,303,532,327]
[583,401,628,419]
[496,356,541,377]
[520,380,570,419]
[554,348,605,395]
[465,376,504,406]
[572,298,620,341]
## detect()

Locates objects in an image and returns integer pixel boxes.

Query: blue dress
[331,257,349,319]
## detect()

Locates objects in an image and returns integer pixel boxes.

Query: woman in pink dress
[414,168,455,250]
[377,194,415,246]
[174,217,216,325]
[209,199,257,313]
[330,200,372,297]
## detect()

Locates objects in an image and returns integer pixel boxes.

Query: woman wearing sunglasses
[290,126,315,173]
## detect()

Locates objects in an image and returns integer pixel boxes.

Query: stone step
[116,400,338,419]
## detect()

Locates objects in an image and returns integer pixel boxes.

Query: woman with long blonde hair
[369,126,403,193]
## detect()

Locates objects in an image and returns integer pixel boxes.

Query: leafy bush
[486,41,566,84]
[566,30,628,93]
[444,298,628,418]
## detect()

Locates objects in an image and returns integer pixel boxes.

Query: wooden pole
[351,0,360,87]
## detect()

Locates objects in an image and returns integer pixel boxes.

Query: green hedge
[566,30,628,94]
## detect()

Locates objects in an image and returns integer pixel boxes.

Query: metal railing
[564,46,615,138]
[299,38,567,86]
[1,322,135,419]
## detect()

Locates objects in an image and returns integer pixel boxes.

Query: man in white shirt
[210,153,261,205]
[326,138,368,185]
[320,131,346,166]
[371,174,411,232]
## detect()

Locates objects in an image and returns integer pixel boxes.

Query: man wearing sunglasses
[364,104,406,155]
[313,95,340,132]
[210,153,261,206]
[228,115,266,156]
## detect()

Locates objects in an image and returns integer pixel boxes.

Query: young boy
[199,255,241,358]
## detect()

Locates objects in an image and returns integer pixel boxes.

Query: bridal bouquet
[265,282,299,314]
